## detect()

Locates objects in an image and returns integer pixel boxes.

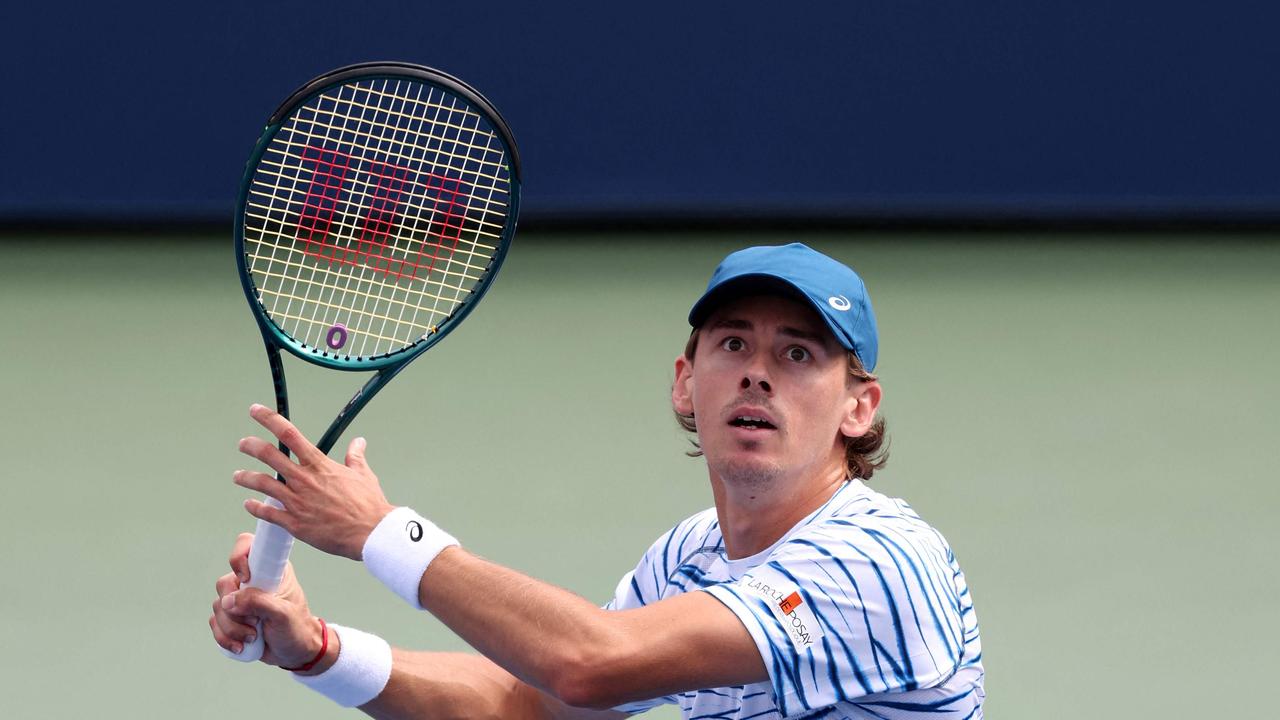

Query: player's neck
[709,463,848,560]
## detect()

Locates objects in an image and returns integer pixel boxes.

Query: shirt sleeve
[603,522,673,611]
[602,532,679,714]
[703,518,966,718]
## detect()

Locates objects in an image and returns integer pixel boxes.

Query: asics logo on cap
[828,295,851,311]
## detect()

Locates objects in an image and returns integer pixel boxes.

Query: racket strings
[268,115,512,199]
[248,148,510,214]
[321,79,496,359]
[242,203,496,274]
[245,162,508,240]
[298,92,510,175]
[265,307,428,346]
[243,77,513,360]
[286,85,511,221]
[251,257,479,314]
[255,79,398,354]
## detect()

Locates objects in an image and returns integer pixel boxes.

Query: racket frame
[223,62,520,662]
[233,62,521,450]
[234,62,521,373]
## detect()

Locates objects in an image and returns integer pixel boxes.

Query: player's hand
[209,532,324,668]
[234,404,396,561]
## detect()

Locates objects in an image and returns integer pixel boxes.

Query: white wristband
[362,506,458,609]
[292,624,392,708]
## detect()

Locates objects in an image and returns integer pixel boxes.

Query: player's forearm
[417,548,628,707]
[359,651,557,720]
[279,616,612,718]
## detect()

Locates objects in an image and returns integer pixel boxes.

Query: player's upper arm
[544,699,630,720]
[557,590,767,709]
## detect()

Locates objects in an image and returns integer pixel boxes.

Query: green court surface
[1,233,1276,719]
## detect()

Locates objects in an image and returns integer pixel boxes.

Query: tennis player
[210,243,985,718]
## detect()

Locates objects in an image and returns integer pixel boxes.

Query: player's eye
[784,346,811,362]
[721,337,746,352]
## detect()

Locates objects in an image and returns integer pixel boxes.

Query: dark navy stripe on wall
[2,1,1277,223]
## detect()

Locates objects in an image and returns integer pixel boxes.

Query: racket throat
[316,370,395,455]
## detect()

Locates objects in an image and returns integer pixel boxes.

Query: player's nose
[739,350,774,393]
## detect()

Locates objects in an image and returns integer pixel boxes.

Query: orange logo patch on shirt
[779,591,803,614]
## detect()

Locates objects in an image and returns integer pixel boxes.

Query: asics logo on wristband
[367,508,459,610]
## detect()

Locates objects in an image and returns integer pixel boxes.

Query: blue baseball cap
[688,243,879,371]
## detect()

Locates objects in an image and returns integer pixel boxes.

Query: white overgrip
[220,496,294,662]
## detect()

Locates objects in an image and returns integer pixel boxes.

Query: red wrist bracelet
[282,617,329,673]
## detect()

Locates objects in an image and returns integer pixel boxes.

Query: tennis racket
[222,62,520,662]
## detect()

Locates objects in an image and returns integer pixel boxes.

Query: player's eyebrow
[778,326,828,345]
[709,318,830,347]
[708,318,753,331]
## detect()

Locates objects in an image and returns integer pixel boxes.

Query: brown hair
[673,329,890,481]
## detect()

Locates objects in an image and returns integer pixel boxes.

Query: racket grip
[220,497,295,663]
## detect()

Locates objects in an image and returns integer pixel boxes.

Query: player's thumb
[346,436,369,470]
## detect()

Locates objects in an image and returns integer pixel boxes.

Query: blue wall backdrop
[2,1,1277,223]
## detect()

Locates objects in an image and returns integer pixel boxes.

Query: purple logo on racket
[326,323,348,349]
[406,521,423,542]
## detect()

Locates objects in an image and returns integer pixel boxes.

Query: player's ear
[672,354,694,415]
[840,380,882,438]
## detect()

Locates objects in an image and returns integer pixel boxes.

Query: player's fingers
[210,614,244,655]
[345,436,369,470]
[221,587,288,623]
[233,469,289,503]
[237,436,300,480]
[229,533,254,583]
[249,404,326,466]
[216,572,240,597]
[211,601,258,644]
[244,498,295,533]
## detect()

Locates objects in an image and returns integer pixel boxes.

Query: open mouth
[729,415,777,431]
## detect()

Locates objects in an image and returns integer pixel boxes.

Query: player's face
[672,295,873,488]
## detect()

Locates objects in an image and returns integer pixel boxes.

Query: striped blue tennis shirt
[606,479,984,719]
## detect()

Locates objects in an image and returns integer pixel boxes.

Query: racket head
[234,63,520,370]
